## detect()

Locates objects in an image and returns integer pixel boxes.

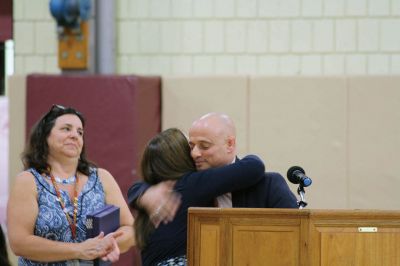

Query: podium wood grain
[188,208,400,266]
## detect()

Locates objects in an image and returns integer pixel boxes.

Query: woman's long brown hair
[134,128,196,249]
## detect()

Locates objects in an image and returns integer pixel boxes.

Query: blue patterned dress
[18,168,106,266]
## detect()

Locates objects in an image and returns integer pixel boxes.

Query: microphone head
[287,166,305,184]
[302,177,312,187]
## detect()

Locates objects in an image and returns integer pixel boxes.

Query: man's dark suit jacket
[232,172,298,208]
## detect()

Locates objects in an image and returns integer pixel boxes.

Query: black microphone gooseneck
[287,166,312,209]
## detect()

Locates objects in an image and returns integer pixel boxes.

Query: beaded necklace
[46,175,76,185]
[49,173,79,239]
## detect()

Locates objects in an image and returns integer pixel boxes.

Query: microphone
[287,166,312,187]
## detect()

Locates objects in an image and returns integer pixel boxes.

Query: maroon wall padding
[0,0,13,41]
[26,74,161,266]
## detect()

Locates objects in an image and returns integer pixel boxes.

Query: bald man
[128,113,298,225]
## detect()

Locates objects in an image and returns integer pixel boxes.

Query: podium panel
[232,224,300,266]
[319,232,399,266]
[199,223,220,265]
[188,208,309,266]
[188,208,400,266]
[309,211,400,266]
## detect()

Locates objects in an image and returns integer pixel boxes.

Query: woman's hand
[140,180,181,228]
[101,233,121,262]
[78,231,123,261]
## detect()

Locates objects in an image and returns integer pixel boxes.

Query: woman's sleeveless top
[18,168,106,266]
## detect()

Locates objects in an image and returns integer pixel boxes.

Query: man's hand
[138,180,181,228]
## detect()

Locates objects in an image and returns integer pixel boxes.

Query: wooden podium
[187,208,400,266]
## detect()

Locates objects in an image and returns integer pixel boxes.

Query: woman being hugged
[7,105,134,265]
[130,128,265,266]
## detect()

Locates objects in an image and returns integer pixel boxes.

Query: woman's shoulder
[96,168,113,180]
[95,168,117,189]
[14,170,36,184]
[96,167,111,175]
[11,171,37,194]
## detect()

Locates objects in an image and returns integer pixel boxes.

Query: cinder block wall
[116,0,400,75]
[12,0,400,75]
[13,0,58,74]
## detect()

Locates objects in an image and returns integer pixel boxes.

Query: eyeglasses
[42,104,82,123]
[49,104,67,113]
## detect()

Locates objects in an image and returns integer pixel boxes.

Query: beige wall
[347,77,400,209]
[6,76,25,266]
[249,77,348,208]
[162,75,400,209]
[116,0,400,76]
[7,76,26,189]
[162,76,249,155]
[11,1,400,76]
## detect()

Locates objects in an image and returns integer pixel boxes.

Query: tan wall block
[249,77,348,209]
[14,22,34,54]
[348,76,400,209]
[7,75,26,266]
[8,75,26,188]
[35,22,57,54]
[23,0,53,20]
[162,76,249,155]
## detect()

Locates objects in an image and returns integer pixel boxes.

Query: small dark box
[86,205,120,266]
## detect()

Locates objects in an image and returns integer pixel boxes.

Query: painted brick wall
[13,0,400,75]
[13,0,58,74]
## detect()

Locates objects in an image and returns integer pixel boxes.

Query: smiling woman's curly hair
[22,104,95,176]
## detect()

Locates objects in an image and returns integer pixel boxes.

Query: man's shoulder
[234,171,298,208]
[255,172,294,193]
[264,171,284,178]
[233,172,285,192]
[264,172,286,183]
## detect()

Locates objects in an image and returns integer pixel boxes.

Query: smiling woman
[47,114,84,159]
[6,104,135,265]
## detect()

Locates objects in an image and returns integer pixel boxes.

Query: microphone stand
[297,184,308,209]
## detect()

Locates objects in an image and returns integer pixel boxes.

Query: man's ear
[226,136,236,153]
